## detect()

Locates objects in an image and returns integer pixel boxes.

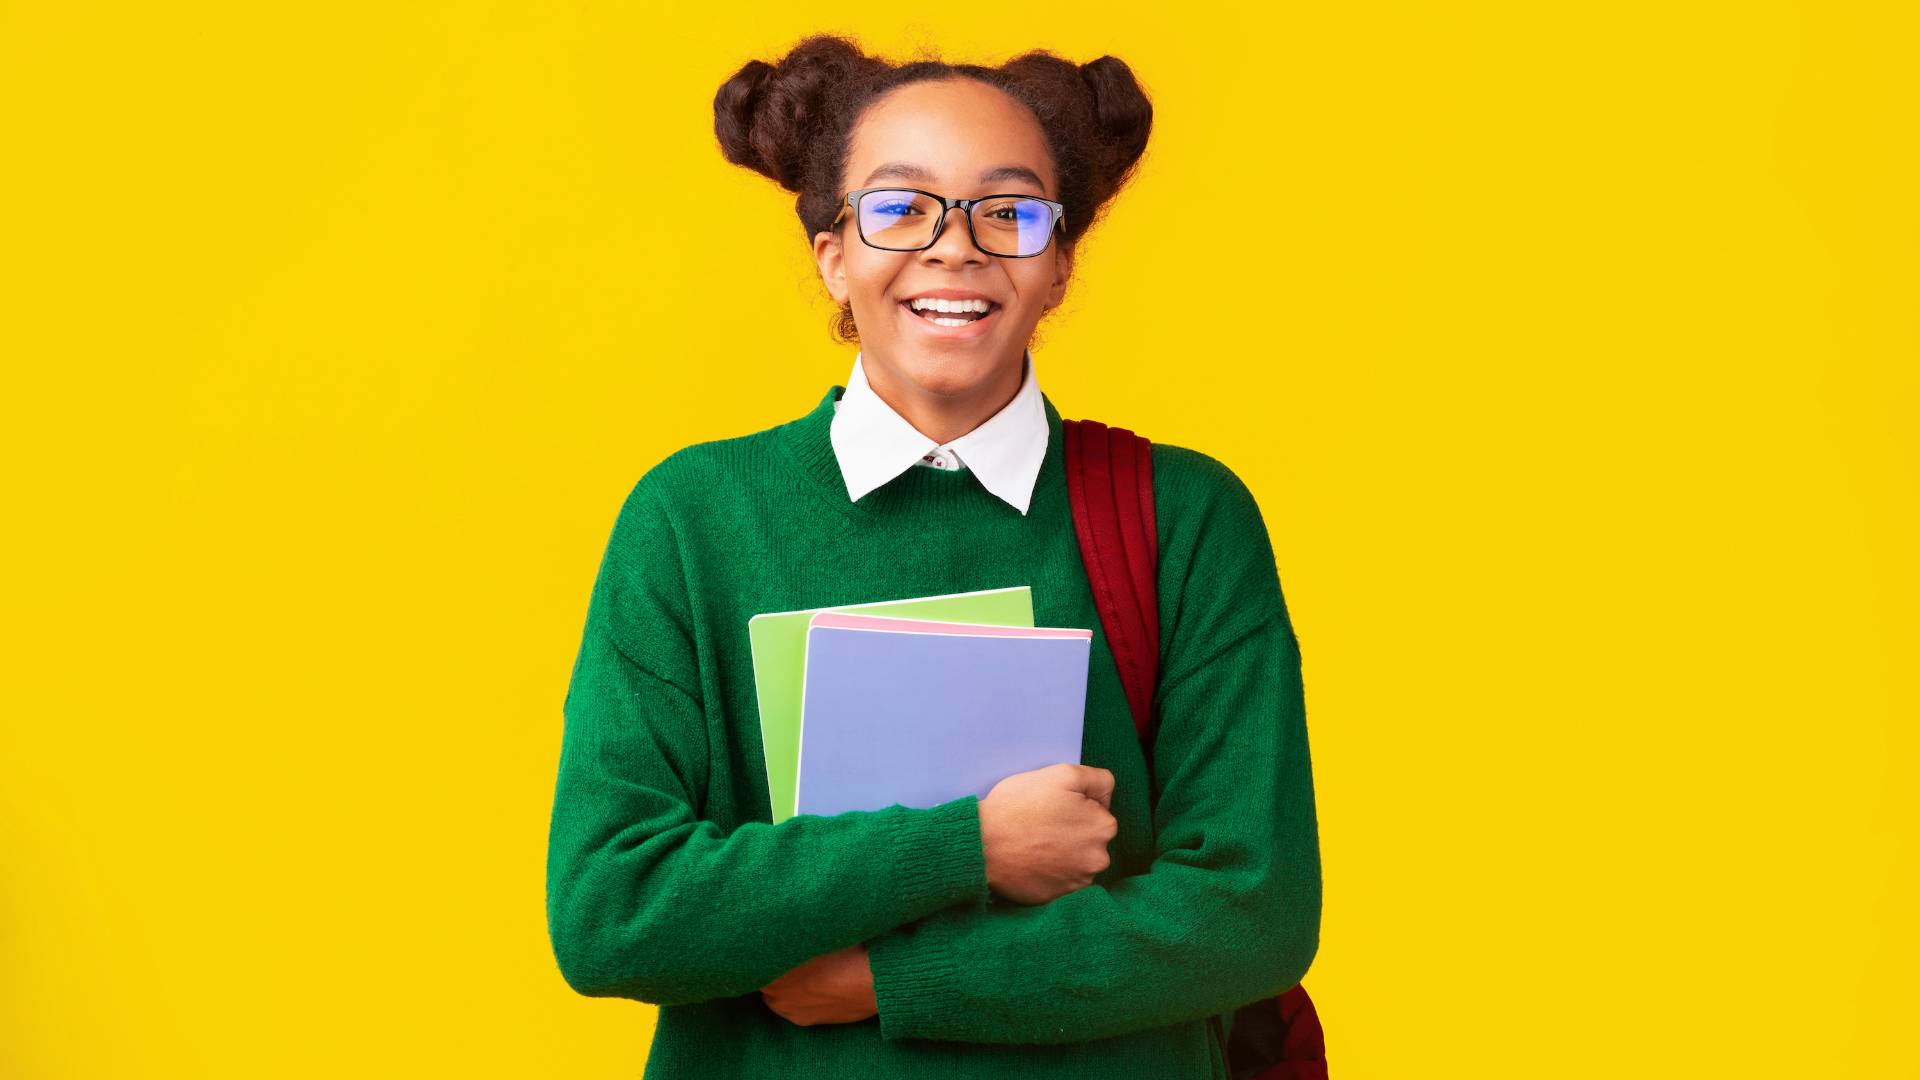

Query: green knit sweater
[545,382,1322,1079]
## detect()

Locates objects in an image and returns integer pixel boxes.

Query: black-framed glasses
[831,186,1067,259]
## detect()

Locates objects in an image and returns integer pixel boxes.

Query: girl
[546,34,1321,1080]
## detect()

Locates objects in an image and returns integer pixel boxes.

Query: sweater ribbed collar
[780,376,1068,523]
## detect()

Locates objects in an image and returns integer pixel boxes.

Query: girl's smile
[899,289,1005,341]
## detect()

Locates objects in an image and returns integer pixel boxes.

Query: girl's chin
[875,349,1008,397]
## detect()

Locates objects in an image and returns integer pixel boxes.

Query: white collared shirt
[829,349,1049,515]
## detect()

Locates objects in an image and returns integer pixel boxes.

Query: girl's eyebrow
[862,161,1047,190]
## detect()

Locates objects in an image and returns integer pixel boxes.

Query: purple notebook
[795,612,1093,817]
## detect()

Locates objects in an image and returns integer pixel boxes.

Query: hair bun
[713,36,885,191]
[712,59,779,181]
[1078,55,1154,193]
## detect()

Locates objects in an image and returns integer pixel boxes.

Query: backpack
[1061,418,1329,1080]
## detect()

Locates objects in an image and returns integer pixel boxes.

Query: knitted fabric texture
[545,383,1322,1079]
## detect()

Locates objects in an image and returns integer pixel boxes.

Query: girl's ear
[1045,243,1073,310]
[814,230,849,305]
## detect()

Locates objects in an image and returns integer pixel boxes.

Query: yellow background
[3,4,1914,1077]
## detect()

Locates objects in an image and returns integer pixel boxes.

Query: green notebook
[747,586,1035,823]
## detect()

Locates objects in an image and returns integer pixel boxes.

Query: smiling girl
[545,34,1322,1080]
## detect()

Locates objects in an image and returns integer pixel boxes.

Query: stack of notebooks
[747,586,1092,823]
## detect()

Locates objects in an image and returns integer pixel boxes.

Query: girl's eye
[873,202,919,217]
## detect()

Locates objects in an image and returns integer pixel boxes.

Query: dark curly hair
[713,34,1154,344]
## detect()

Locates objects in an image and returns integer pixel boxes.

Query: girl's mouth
[899,299,1001,340]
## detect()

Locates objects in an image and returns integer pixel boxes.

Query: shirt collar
[828,349,1050,516]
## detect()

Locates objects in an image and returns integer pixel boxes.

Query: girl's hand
[760,943,878,1026]
[979,763,1118,905]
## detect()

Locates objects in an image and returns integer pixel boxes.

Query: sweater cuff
[887,795,990,915]
[867,905,967,1041]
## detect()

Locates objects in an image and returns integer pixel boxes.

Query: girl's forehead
[848,91,1055,192]
[858,81,1045,140]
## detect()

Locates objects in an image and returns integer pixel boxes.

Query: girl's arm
[544,481,990,1006]
[863,454,1324,1045]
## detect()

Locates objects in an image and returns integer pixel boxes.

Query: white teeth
[909,297,990,313]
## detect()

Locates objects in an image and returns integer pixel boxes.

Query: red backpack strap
[1061,418,1160,741]
[1068,420,1329,1075]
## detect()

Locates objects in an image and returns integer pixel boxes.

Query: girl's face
[814,78,1071,405]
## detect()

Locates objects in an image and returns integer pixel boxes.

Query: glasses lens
[856,189,943,250]
[972,196,1055,257]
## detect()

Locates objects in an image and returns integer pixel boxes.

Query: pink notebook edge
[808,611,1091,639]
